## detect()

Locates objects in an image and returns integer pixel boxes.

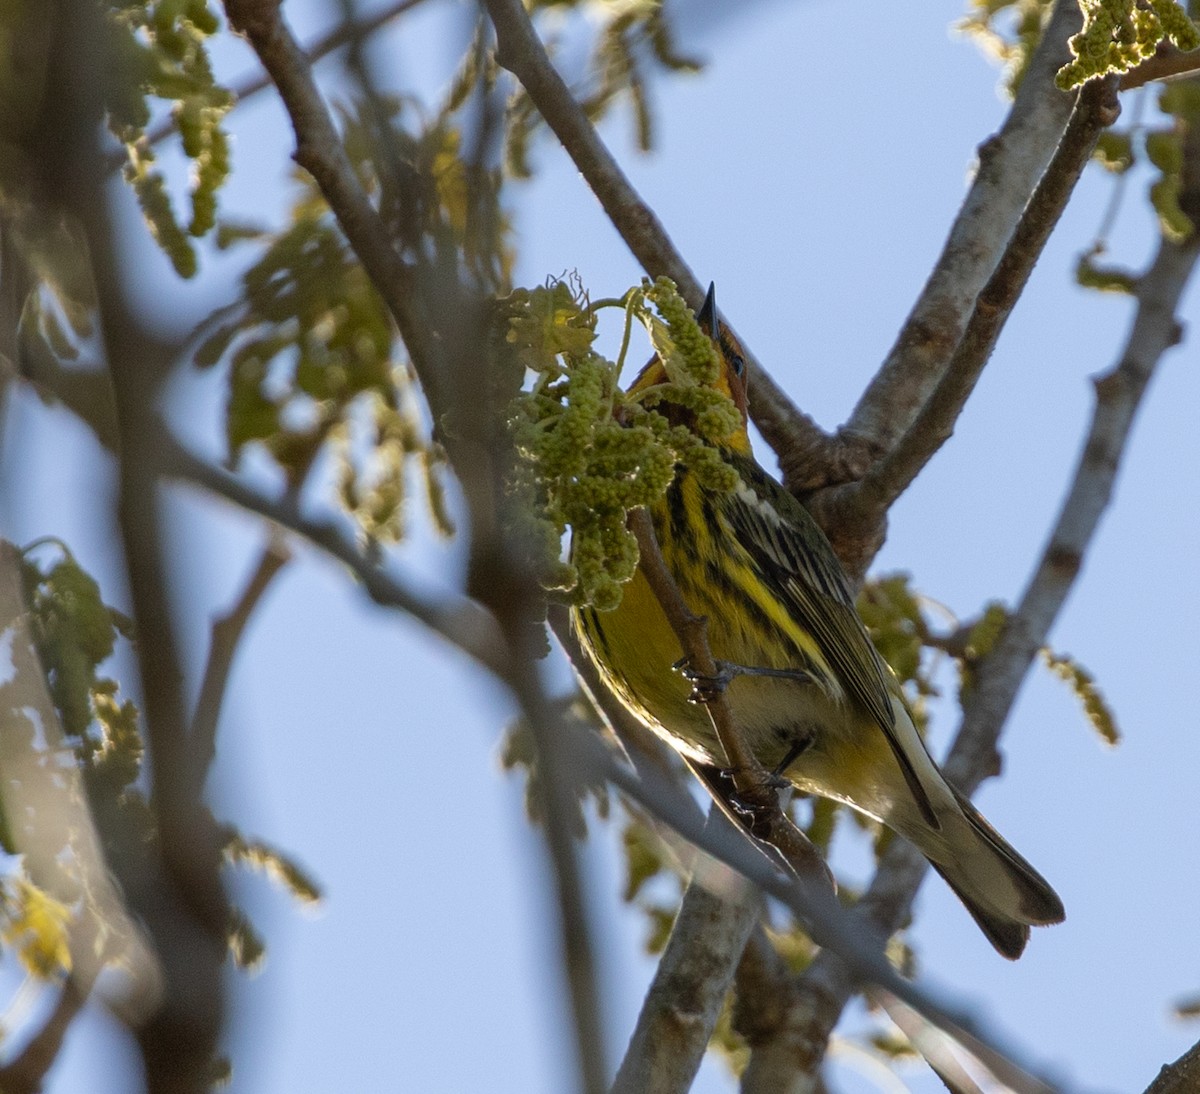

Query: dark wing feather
[725,454,939,826]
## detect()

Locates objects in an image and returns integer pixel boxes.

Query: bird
[572,283,1064,958]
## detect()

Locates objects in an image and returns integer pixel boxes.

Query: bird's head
[627,283,751,455]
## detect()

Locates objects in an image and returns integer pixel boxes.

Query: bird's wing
[725,454,939,826]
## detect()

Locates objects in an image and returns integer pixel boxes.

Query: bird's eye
[730,354,746,379]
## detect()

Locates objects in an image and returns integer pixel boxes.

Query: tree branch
[1120,45,1200,91]
[187,538,291,798]
[733,926,812,1094]
[610,811,763,1094]
[222,0,444,411]
[816,75,1121,582]
[481,0,828,466]
[944,229,1199,788]
[1145,1037,1200,1094]
[32,5,233,1088]
[156,434,513,681]
[551,607,783,1094]
[771,169,1200,1087]
[839,0,1083,458]
[570,727,1066,1092]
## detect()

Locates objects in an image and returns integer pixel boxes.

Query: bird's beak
[698,282,719,340]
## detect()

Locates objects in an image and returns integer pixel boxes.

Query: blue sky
[3,1,1199,1091]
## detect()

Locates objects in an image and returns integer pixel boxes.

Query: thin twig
[484,0,690,298]
[188,538,292,797]
[156,433,512,680]
[627,514,761,786]
[0,975,91,1094]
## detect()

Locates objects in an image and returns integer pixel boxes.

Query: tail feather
[929,861,1032,959]
[930,786,1065,960]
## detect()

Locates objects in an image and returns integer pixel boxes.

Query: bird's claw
[674,657,738,704]
[725,780,779,840]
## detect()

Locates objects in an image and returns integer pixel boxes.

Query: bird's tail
[921,784,1065,960]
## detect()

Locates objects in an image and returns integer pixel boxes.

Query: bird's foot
[674,658,811,704]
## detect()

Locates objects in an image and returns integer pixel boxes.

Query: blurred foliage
[500,0,703,178]
[0,876,73,978]
[19,543,143,818]
[105,0,233,278]
[1146,80,1200,240]
[955,598,1009,700]
[500,698,611,836]
[1094,129,1136,172]
[1,541,148,984]
[1084,91,1200,286]
[1075,243,1140,291]
[958,0,1053,94]
[503,274,741,611]
[227,907,267,973]
[1174,992,1200,1019]
[867,1028,920,1060]
[191,94,519,545]
[710,993,751,1078]
[619,816,679,952]
[8,543,321,989]
[857,574,940,721]
[223,832,323,907]
[1085,79,1200,266]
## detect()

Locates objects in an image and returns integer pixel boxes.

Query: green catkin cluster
[633,277,742,454]
[643,276,720,385]
[107,0,233,278]
[504,277,742,610]
[1056,0,1199,89]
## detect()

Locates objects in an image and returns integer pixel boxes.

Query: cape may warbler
[573,285,1064,958]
